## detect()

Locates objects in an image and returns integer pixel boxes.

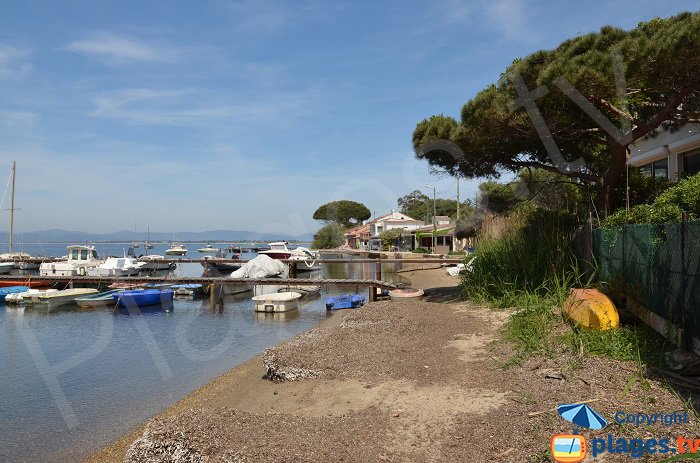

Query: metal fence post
[680,212,690,350]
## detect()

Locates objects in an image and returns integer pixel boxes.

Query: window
[81,250,88,260]
[639,158,668,180]
[71,249,79,260]
[684,151,700,176]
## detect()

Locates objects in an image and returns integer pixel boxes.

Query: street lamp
[425,184,436,251]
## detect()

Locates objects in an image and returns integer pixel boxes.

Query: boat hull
[114,289,174,310]
[563,288,619,331]
[252,291,302,313]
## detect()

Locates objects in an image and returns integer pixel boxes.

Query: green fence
[591,221,700,343]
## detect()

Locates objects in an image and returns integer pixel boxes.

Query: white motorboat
[252,291,303,313]
[25,288,99,310]
[258,242,320,272]
[165,244,187,256]
[39,245,104,277]
[139,255,175,270]
[0,261,14,274]
[0,251,37,269]
[132,242,140,249]
[197,244,221,253]
[5,288,58,304]
[88,256,145,277]
[144,242,154,249]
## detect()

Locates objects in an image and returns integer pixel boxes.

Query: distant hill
[0,229,314,243]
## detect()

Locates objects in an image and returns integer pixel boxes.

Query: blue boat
[326,294,365,310]
[113,289,174,311]
[0,286,30,298]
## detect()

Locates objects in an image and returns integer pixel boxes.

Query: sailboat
[0,162,35,269]
[144,226,154,249]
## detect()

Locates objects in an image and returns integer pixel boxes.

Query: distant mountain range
[0,229,314,243]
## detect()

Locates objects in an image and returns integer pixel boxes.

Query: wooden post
[369,285,377,302]
[288,262,297,279]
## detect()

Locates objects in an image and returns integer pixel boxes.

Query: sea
[0,242,407,462]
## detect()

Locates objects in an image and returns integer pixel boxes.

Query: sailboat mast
[9,161,15,253]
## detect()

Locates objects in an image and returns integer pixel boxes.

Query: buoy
[563,288,619,330]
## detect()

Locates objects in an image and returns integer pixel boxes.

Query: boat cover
[230,254,287,279]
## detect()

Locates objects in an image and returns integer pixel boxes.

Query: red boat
[0,279,53,289]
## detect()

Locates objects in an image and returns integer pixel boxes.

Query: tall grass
[463,208,668,365]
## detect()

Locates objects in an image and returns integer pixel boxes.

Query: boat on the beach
[39,245,104,277]
[113,289,174,311]
[75,289,122,309]
[252,291,303,313]
[164,244,187,256]
[326,294,365,310]
[88,256,145,277]
[5,288,58,304]
[26,288,99,310]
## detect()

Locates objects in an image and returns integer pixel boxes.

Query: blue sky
[0,0,696,235]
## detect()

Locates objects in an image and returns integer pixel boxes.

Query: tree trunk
[600,139,629,215]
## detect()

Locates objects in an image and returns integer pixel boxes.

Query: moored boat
[278,285,321,298]
[113,289,174,310]
[39,245,104,277]
[0,262,14,274]
[164,244,187,256]
[197,244,221,253]
[252,291,302,313]
[5,288,58,304]
[75,289,123,309]
[0,285,30,300]
[88,256,145,277]
[26,288,99,311]
[138,255,175,271]
[259,242,320,272]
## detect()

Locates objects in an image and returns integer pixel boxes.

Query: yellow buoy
[563,288,619,330]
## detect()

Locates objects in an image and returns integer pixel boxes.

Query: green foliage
[413,12,700,211]
[378,228,405,250]
[562,324,665,365]
[412,247,430,254]
[397,190,473,222]
[478,181,518,215]
[311,222,345,249]
[603,172,700,225]
[313,200,371,227]
[461,209,580,302]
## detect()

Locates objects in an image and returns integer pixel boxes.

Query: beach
[85,265,694,462]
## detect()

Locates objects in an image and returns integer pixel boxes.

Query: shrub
[311,223,345,249]
[413,247,430,254]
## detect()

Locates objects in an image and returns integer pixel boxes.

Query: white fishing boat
[197,244,221,253]
[278,285,321,298]
[258,242,320,272]
[0,261,14,274]
[252,291,303,313]
[26,288,98,310]
[138,255,175,270]
[5,288,58,304]
[88,256,145,277]
[164,244,187,256]
[39,245,104,277]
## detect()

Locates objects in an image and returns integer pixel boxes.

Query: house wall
[629,124,700,180]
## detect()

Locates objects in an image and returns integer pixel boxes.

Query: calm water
[0,243,406,462]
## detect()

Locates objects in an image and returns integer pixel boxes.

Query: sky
[0,0,696,236]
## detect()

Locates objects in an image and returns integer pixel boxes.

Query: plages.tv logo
[551,402,607,463]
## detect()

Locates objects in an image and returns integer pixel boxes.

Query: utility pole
[456,174,460,223]
[425,184,436,251]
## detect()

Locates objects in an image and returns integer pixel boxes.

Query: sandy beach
[85,266,694,463]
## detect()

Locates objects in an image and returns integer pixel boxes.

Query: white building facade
[629,124,700,180]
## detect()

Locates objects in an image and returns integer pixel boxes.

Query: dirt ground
[86,266,697,463]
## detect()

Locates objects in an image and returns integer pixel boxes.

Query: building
[413,223,457,254]
[367,211,425,251]
[344,224,370,250]
[629,124,700,180]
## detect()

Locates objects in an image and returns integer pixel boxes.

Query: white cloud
[67,32,182,64]
[0,44,31,78]
[484,0,539,43]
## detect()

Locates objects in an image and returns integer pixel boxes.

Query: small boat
[132,242,140,249]
[563,288,619,331]
[164,244,187,256]
[75,289,122,309]
[108,282,144,290]
[5,288,58,304]
[26,288,99,310]
[259,242,320,272]
[0,251,37,269]
[144,242,154,249]
[89,256,145,277]
[278,285,321,298]
[252,291,302,313]
[201,253,242,272]
[0,262,14,274]
[197,244,221,253]
[326,294,365,310]
[113,289,174,310]
[0,285,30,299]
[39,245,104,277]
[171,284,203,297]
[226,245,242,253]
[138,255,175,271]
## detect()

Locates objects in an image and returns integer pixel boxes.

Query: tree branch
[496,158,599,182]
[631,89,694,141]
[595,97,642,126]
